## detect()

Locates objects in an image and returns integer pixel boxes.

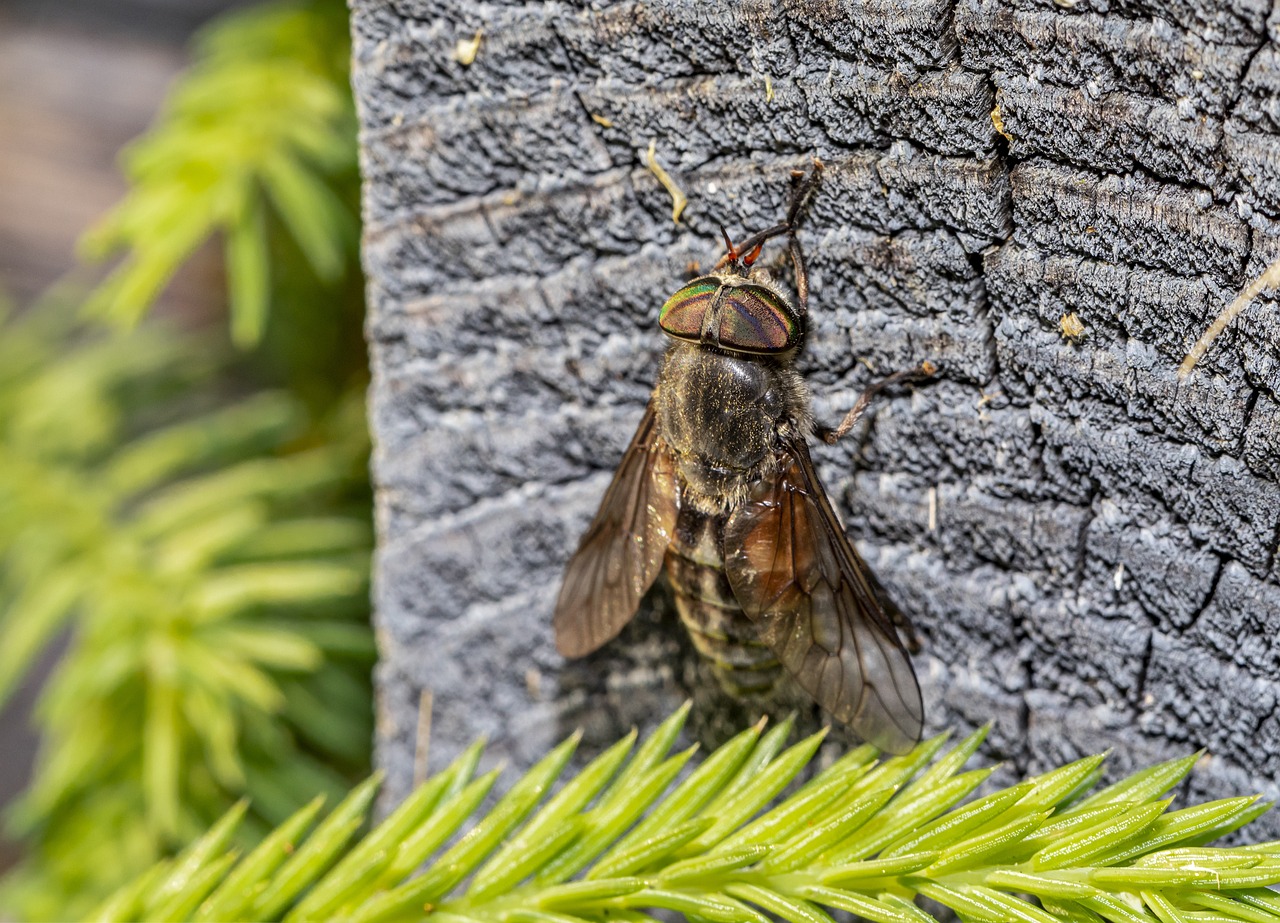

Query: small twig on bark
[1180,255,1280,377]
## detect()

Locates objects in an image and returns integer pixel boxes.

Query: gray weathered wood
[352,0,1280,821]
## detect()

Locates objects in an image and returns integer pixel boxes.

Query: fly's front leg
[785,159,823,226]
[817,360,938,445]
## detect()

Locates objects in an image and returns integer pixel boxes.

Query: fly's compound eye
[660,278,802,354]
[715,284,800,353]
[659,277,720,341]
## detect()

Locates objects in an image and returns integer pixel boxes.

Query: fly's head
[658,227,806,357]
[658,161,822,358]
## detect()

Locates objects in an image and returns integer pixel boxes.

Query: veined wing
[723,433,922,753]
[553,400,680,658]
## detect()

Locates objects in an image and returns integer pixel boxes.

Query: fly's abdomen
[664,505,781,697]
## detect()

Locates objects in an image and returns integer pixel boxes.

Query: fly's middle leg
[817,360,938,445]
[812,360,938,650]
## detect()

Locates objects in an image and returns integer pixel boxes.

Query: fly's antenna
[712,159,824,278]
[715,158,824,269]
[720,225,739,263]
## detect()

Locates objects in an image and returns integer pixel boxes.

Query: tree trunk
[351,0,1280,822]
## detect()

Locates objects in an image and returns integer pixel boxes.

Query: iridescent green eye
[660,278,800,353]
[715,285,799,353]
[659,277,720,341]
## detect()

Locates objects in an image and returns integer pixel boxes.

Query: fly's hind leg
[816,360,938,446]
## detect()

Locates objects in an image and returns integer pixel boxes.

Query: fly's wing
[723,434,922,753]
[553,400,680,658]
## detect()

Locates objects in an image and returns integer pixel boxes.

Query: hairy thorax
[654,342,809,514]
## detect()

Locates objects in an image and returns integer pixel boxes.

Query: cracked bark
[352,0,1280,823]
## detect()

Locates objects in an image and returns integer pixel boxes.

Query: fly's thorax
[654,342,811,514]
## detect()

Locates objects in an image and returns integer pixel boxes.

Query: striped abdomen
[663,504,782,697]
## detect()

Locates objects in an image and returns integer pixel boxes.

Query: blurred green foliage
[80,0,360,360]
[0,305,375,920]
[0,0,374,918]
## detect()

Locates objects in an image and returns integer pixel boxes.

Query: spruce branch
[95,705,1278,923]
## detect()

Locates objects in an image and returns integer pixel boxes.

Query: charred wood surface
[352,0,1280,818]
